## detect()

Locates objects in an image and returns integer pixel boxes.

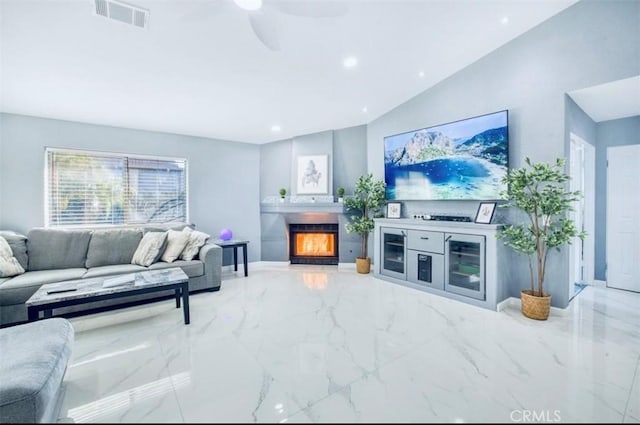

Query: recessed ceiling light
[501,16,509,25]
[234,0,262,11]
[362,106,368,113]
[343,56,358,69]
[271,125,281,132]
[418,71,425,78]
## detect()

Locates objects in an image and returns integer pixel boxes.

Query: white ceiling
[0,0,578,144]
[568,76,640,123]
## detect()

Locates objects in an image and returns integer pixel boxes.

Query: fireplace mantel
[260,202,346,214]
[260,202,359,263]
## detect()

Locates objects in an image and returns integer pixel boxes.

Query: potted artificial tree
[278,188,286,203]
[336,187,345,203]
[498,157,584,320]
[345,174,386,274]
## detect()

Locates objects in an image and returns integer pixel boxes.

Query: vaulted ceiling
[0,0,578,143]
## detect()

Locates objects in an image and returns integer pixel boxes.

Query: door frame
[568,133,595,298]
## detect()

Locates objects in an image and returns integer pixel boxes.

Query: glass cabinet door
[444,233,485,300]
[381,227,406,279]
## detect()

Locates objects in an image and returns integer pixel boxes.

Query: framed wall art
[296,155,329,195]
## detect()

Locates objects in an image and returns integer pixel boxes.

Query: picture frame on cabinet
[475,202,497,224]
[386,202,402,219]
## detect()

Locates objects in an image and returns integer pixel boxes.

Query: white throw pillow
[161,229,190,263]
[131,231,168,267]
[0,236,25,277]
[180,227,210,261]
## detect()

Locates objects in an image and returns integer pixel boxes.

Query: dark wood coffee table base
[27,280,190,325]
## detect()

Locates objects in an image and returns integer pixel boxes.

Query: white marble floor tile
[57,266,640,423]
[625,357,640,423]
[60,326,183,423]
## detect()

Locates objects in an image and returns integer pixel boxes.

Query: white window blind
[46,149,187,227]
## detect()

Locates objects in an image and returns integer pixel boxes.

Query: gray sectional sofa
[0,225,222,326]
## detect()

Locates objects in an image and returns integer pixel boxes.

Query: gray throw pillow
[0,231,28,270]
[86,229,143,268]
[131,232,168,267]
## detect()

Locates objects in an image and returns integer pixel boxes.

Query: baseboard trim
[592,280,607,287]
[502,296,571,317]
[496,298,511,312]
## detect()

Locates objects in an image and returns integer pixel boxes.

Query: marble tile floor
[58,264,640,423]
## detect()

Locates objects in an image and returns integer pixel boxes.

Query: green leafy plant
[345,174,386,259]
[497,157,585,297]
[278,188,286,198]
[337,187,345,198]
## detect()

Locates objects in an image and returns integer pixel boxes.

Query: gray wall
[260,125,367,200]
[0,113,262,263]
[565,96,597,150]
[259,125,367,262]
[595,116,640,280]
[366,0,639,308]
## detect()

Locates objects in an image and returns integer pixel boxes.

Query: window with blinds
[46,149,187,227]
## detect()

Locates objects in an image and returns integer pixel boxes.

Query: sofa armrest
[199,242,222,290]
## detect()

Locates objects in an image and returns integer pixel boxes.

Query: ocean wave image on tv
[384,110,508,200]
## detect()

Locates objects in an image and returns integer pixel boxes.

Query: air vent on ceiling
[94,0,149,29]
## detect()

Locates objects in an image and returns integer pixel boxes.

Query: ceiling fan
[187,0,349,52]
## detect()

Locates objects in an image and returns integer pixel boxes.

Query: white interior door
[606,145,640,292]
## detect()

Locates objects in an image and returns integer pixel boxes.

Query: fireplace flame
[295,233,335,256]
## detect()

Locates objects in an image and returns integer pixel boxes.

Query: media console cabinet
[373,218,510,311]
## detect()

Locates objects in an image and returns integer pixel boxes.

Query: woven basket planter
[521,290,551,320]
[356,257,371,274]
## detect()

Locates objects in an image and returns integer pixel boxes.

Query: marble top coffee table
[26,268,191,324]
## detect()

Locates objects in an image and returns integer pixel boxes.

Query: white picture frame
[386,202,402,219]
[475,202,497,224]
[296,155,329,194]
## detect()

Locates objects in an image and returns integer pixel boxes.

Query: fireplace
[289,223,339,265]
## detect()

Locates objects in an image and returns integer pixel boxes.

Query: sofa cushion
[86,228,143,268]
[0,268,87,305]
[131,231,167,267]
[148,260,204,278]
[0,231,28,271]
[161,229,190,263]
[0,237,25,278]
[27,228,92,271]
[0,318,74,423]
[83,264,146,278]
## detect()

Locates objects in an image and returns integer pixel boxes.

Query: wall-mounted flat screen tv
[384,110,509,200]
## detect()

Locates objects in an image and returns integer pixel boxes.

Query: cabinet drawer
[407,230,444,253]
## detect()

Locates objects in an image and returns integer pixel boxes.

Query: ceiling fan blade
[248,12,281,51]
[272,0,349,18]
